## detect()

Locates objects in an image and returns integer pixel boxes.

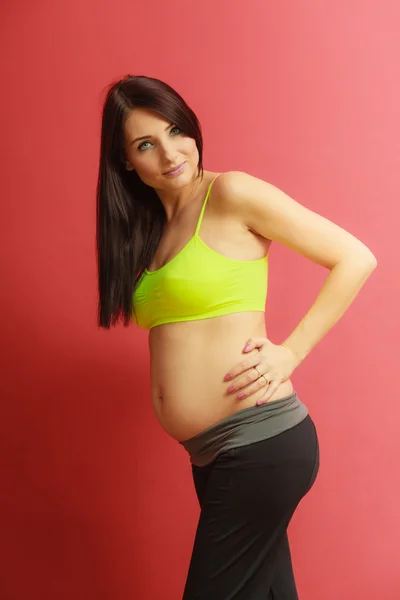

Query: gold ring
[254,366,261,377]
[262,374,270,385]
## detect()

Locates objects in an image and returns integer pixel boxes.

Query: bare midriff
[149,311,294,442]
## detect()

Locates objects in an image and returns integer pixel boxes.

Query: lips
[164,162,185,175]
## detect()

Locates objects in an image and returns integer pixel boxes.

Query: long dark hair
[96,75,204,328]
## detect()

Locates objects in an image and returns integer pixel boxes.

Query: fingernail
[224,374,232,382]
[237,392,245,399]
[244,344,251,352]
[257,400,263,405]
[227,386,235,393]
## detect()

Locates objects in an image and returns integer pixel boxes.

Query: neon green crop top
[132,174,269,330]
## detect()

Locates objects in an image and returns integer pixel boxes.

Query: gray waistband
[179,391,308,466]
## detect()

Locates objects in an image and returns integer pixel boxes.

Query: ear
[126,162,134,171]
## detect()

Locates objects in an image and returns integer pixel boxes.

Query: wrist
[281,341,305,368]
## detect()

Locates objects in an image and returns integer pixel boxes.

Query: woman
[96,74,377,599]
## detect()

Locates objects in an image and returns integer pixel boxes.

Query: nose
[159,139,178,162]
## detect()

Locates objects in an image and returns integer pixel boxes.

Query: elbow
[351,240,378,269]
[363,249,378,270]
[336,246,378,273]
[369,255,378,269]
[352,248,378,272]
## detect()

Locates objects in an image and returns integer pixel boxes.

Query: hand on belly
[223,336,299,405]
[150,343,293,441]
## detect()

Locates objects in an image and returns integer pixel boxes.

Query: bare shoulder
[212,170,277,217]
[212,170,245,197]
[212,170,377,269]
[211,169,289,224]
[213,170,293,210]
[210,170,249,213]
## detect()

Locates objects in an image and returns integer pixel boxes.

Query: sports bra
[132,173,269,330]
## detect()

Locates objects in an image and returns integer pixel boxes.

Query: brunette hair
[96,75,204,328]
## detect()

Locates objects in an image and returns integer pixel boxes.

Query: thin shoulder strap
[195,173,223,236]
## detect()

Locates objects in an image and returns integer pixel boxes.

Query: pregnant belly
[148,314,294,442]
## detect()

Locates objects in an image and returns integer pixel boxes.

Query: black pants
[182,415,319,599]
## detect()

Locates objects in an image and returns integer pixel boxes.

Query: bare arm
[218,171,377,365]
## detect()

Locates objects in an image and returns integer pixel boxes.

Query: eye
[138,141,151,151]
[137,126,183,151]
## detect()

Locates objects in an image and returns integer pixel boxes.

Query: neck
[155,171,209,221]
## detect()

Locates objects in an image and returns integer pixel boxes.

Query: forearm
[281,253,377,366]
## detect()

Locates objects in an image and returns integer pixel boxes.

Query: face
[123,108,199,189]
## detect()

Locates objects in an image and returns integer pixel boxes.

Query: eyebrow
[130,122,174,145]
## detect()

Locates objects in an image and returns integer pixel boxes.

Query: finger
[224,356,266,383]
[235,368,273,400]
[256,381,281,405]
[226,364,261,394]
[236,371,269,400]
[226,361,269,392]
[243,337,269,352]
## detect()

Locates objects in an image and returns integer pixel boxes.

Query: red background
[1,1,398,598]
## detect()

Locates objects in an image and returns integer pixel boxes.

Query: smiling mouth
[164,162,185,174]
